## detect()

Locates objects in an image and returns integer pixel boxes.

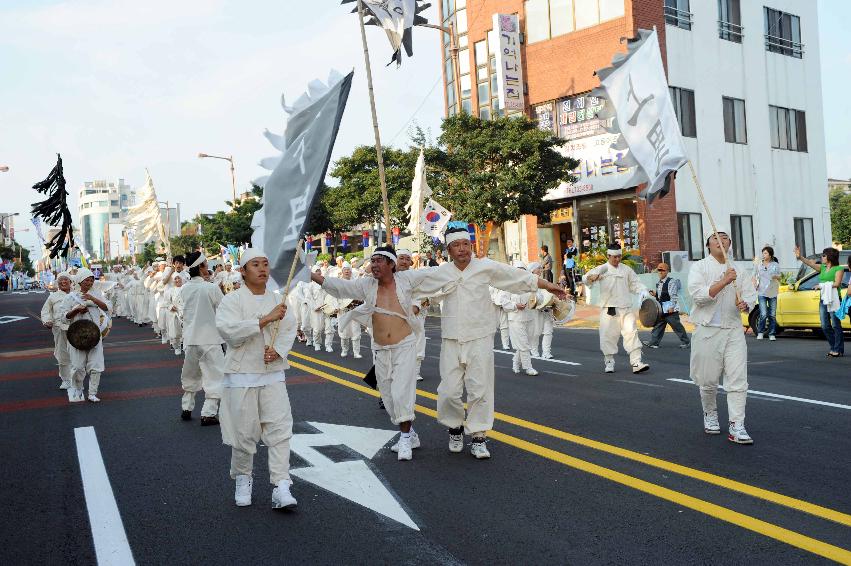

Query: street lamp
[198,153,237,208]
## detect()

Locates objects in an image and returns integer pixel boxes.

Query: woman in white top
[754,246,782,340]
[215,249,298,510]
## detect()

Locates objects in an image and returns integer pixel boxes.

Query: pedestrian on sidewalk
[582,244,650,374]
[795,246,846,357]
[755,246,781,341]
[688,229,757,444]
[563,239,578,295]
[540,245,554,283]
[216,249,299,510]
[645,262,690,349]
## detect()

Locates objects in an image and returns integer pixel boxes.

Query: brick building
[436,0,829,273]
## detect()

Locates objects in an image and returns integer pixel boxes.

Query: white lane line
[616,379,663,388]
[493,350,582,366]
[74,427,136,566]
[666,379,851,410]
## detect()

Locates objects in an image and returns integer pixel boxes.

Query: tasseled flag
[31,154,74,258]
[342,0,431,67]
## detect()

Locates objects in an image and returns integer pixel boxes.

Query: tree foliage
[169,234,203,257]
[0,240,34,274]
[426,113,578,226]
[829,187,851,245]
[195,184,264,247]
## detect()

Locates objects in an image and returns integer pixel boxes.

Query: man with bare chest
[312,246,434,461]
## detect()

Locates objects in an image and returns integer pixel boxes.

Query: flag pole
[267,240,303,359]
[356,0,392,246]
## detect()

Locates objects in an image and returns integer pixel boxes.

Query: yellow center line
[287,358,851,564]
[288,350,851,529]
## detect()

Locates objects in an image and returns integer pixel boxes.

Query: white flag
[343,0,429,66]
[124,170,169,253]
[420,198,451,239]
[404,149,432,234]
[592,29,688,201]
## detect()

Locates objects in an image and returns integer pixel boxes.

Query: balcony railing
[765,34,804,58]
[718,20,743,43]
[664,6,693,31]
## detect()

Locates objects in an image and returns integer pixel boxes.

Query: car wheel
[774,326,784,336]
[747,308,760,335]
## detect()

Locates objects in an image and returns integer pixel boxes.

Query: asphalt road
[1,289,850,565]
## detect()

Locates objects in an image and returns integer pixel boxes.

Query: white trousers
[323,314,336,349]
[498,309,511,350]
[167,311,182,348]
[338,318,362,355]
[508,320,533,370]
[69,340,104,394]
[438,335,495,435]
[309,310,324,344]
[180,345,225,417]
[220,381,293,485]
[52,327,72,384]
[599,308,643,365]
[157,307,169,340]
[690,325,748,423]
[148,298,159,331]
[299,303,312,332]
[373,333,418,425]
[539,311,554,356]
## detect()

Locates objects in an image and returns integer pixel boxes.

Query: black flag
[31,154,74,258]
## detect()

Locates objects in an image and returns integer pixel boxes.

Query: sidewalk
[561,301,696,331]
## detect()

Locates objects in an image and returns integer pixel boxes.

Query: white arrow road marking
[74,427,135,566]
[290,422,419,530]
[667,378,851,410]
[493,349,582,366]
[0,316,27,324]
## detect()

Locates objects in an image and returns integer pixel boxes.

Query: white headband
[189,253,207,268]
[445,231,471,245]
[239,248,268,267]
[371,251,397,264]
[606,248,623,256]
[396,248,412,258]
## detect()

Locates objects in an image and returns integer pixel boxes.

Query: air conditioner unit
[662,251,690,272]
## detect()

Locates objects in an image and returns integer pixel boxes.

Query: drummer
[644,262,691,349]
[582,244,650,374]
[58,268,111,403]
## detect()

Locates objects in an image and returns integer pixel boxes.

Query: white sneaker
[87,394,100,403]
[416,375,423,381]
[631,362,650,374]
[325,347,333,353]
[234,475,253,506]
[314,344,321,351]
[769,335,776,341]
[391,432,421,452]
[174,348,182,356]
[604,359,615,373]
[703,411,721,435]
[728,422,754,445]
[448,433,464,453]
[396,436,413,461]
[353,353,363,359]
[531,351,540,358]
[541,352,553,360]
[756,333,764,340]
[470,438,491,459]
[271,482,297,510]
[525,368,539,376]
[341,350,348,358]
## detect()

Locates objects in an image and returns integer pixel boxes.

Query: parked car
[744,255,850,334]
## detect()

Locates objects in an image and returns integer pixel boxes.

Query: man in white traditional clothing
[314,246,431,461]
[335,262,364,358]
[216,249,299,509]
[58,269,111,402]
[156,266,174,345]
[582,243,650,374]
[411,225,567,459]
[688,229,757,444]
[395,249,426,379]
[498,262,539,376]
[308,267,327,352]
[179,251,226,425]
[40,272,73,389]
[165,272,185,355]
[491,286,511,350]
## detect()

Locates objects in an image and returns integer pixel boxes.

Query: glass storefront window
[577,192,638,253]
[608,194,639,250]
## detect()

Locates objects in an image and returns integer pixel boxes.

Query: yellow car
[744,263,850,334]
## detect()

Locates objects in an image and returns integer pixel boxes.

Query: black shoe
[378,399,385,410]
[200,416,220,426]
[181,410,192,421]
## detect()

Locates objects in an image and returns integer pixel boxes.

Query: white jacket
[215,286,297,374]
[181,276,225,346]
[582,262,647,308]
[40,290,69,329]
[688,255,757,328]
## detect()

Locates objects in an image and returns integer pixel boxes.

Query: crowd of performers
[37,224,756,510]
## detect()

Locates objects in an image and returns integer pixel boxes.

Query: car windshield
[797,269,851,291]
[795,251,851,282]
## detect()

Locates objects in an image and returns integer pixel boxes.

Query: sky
[0,0,848,257]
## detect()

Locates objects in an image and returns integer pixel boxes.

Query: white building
[663,0,828,269]
[78,179,136,260]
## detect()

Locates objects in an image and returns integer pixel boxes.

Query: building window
[718,0,742,42]
[793,218,814,257]
[97,200,108,207]
[664,0,692,31]
[81,202,91,209]
[722,97,747,144]
[769,105,807,152]
[525,0,623,43]
[110,200,119,206]
[111,213,120,219]
[669,87,696,138]
[730,215,755,260]
[764,7,803,58]
[677,212,705,260]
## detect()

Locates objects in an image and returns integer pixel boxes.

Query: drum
[535,290,555,310]
[321,296,337,316]
[552,298,576,324]
[638,298,662,327]
[67,319,102,350]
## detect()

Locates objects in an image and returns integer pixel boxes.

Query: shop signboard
[534,102,555,133]
[557,93,609,140]
[493,14,525,113]
[545,133,641,199]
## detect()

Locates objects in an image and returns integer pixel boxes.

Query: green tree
[169,234,203,257]
[426,113,578,259]
[196,184,264,246]
[135,242,158,266]
[0,240,33,275]
[324,145,420,230]
[829,187,851,245]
